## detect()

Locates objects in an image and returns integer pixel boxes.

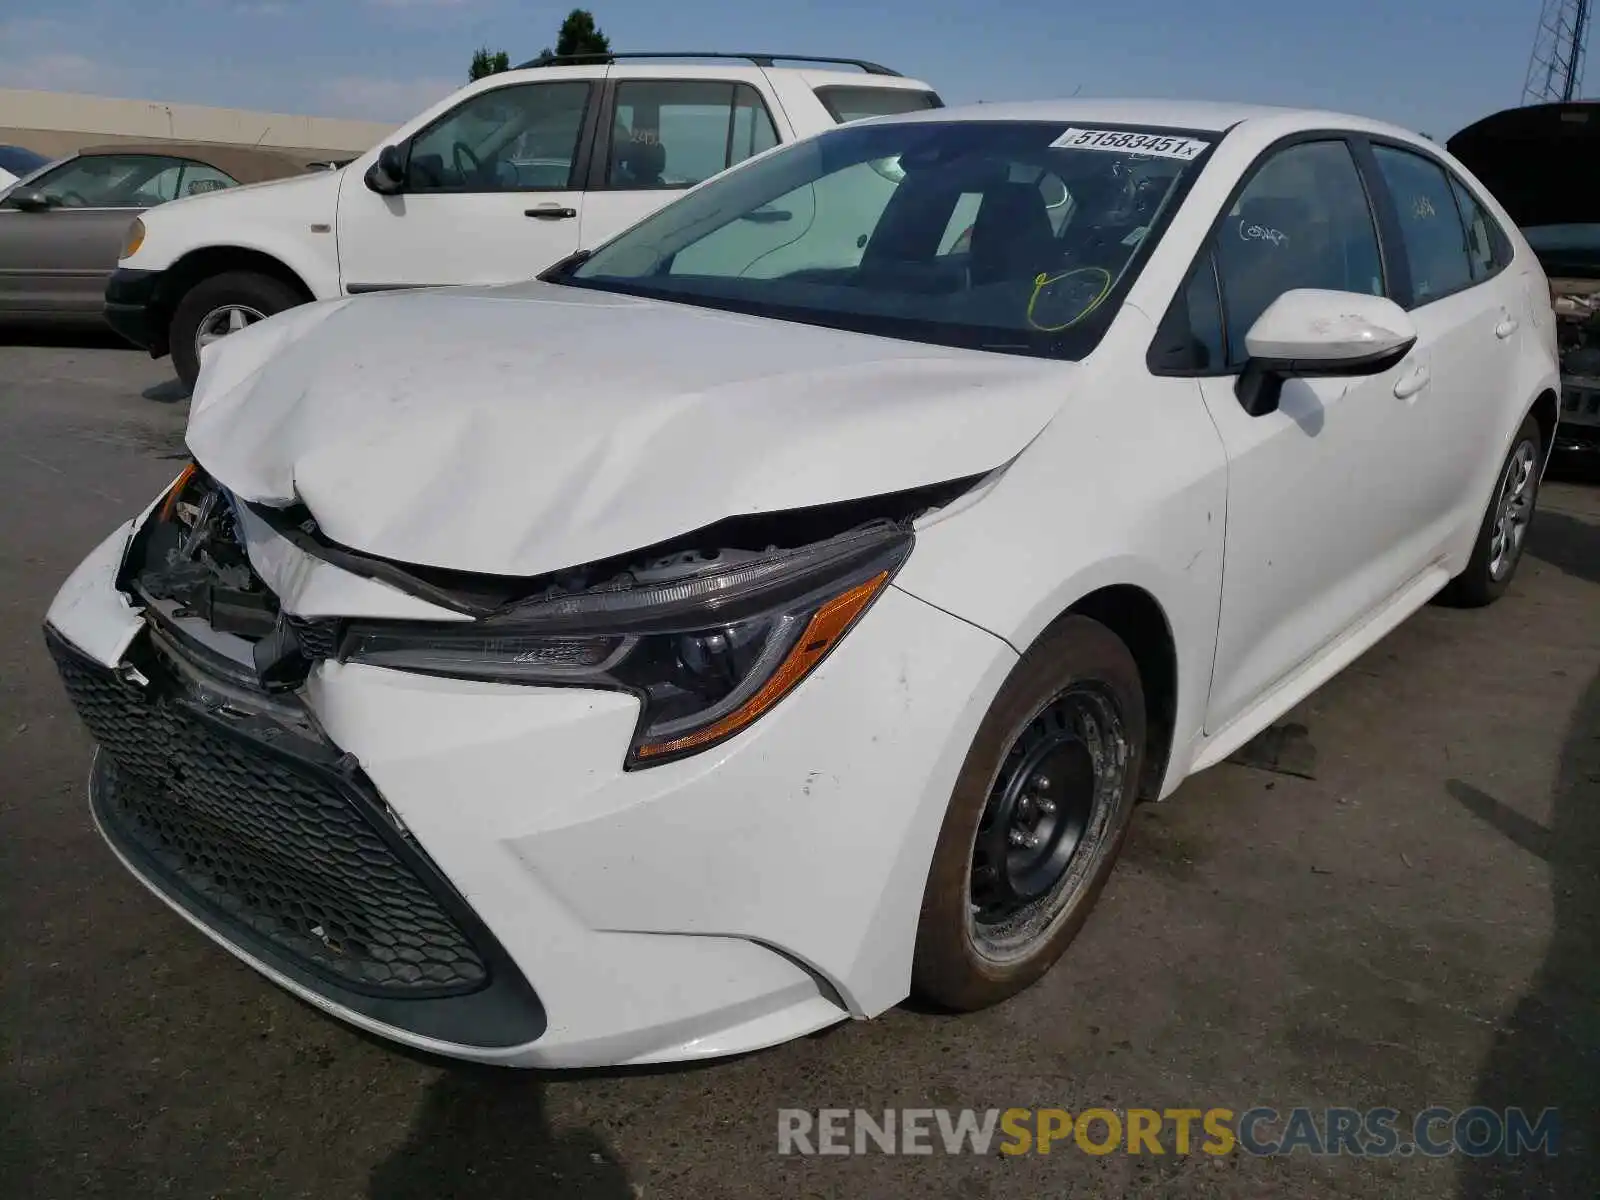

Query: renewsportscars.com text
[777,1106,1560,1158]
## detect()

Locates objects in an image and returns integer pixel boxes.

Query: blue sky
[0,0,1563,138]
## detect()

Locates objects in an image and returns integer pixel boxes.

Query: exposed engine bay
[1550,277,1600,450]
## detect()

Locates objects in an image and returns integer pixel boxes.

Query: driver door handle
[1393,365,1431,399]
[525,206,576,220]
[1495,317,1520,339]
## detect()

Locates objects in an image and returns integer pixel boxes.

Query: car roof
[875,97,1422,140]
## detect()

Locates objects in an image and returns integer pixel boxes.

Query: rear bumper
[103,267,167,355]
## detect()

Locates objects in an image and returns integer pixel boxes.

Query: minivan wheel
[1438,412,1543,609]
[169,271,304,391]
[911,615,1145,1012]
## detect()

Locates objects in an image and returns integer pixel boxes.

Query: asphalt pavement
[1,334,1596,1199]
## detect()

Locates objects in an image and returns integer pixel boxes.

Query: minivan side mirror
[1235,288,1418,416]
[7,188,54,212]
[364,144,407,195]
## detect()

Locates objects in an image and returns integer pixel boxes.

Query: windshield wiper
[538,248,594,282]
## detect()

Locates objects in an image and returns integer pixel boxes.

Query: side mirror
[1235,288,1418,416]
[8,188,53,212]
[364,144,407,195]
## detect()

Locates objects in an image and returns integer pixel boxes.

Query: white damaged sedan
[45,100,1559,1068]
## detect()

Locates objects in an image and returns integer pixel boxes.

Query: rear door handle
[1495,317,1520,339]
[1393,365,1431,399]
[525,206,576,220]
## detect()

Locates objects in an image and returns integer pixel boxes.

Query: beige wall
[0,88,396,162]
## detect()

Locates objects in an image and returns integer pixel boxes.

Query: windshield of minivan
[563,120,1214,358]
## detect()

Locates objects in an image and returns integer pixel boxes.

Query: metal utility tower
[1523,0,1592,103]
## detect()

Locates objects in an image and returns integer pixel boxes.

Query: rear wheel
[1438,413,1543,608]
[169,271,304,390]
[911,616,1145,1011]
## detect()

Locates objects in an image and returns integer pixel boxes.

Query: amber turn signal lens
[121,218,146,260]
[634,570,892,759]
[158,462,197,522]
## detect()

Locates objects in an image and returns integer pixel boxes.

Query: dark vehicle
[0,142,310,326]
[0,144,51,183]
[1450,103,1600,454]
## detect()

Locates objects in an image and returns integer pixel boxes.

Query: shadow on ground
[369,1068,633,1200]
[0,324,132,349]
[141,378,189,404]
[1528,508,1600,586]
[1453,509,1600,1196]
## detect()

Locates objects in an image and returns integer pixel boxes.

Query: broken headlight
[341,522,912,767]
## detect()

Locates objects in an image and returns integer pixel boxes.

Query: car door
[335,78,598,292]
[1191,137,1447,735]
[578,77,783,251]
[0,153,182,315]
[1362,140,1521,530]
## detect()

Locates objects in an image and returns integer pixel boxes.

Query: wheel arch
[1052,584,1180,802]
[1528,386,1559,475]
[148,246,316,354]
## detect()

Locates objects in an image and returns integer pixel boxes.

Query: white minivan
[102,52,942,387]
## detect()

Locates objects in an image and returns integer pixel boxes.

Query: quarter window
[1211,139,1385,365]
[1448,175,1506,282]
[1370,145,1474,305]
[607,81,777,189]
[407,81,591,193]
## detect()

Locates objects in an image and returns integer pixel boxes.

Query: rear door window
[1370,145,1475,305]
[814,86,943,124]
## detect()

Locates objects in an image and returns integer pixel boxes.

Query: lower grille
[48,629,487,997]
[1562,375,1600,426]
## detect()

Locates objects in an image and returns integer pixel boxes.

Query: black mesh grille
[286,615,341,660]
[49,632,488,996]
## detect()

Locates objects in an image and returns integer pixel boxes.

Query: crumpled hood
[186,281,1072,578]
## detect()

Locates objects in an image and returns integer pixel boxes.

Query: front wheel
[911,615,1146,1012]
[1438,413,1544,608]
[169,271,304,390]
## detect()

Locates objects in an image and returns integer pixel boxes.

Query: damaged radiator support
[129,472,325,691]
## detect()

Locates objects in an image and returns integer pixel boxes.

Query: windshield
[564,120,1215,358]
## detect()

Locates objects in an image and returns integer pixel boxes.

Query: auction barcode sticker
[1050,128,1211,160]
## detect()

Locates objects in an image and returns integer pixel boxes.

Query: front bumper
[44,509,1016,1067]
[103,267,167,355]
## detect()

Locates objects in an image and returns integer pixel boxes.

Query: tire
[911,615,1146,1012]
[169,271,304,390]
[1438,413,1544,609]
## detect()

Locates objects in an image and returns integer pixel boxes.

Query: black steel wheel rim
[968,682,1129,960]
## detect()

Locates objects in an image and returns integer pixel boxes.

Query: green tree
[531,9,611,65]
[469,46,511,81]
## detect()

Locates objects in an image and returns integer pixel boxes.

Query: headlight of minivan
[341,522,912,767]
